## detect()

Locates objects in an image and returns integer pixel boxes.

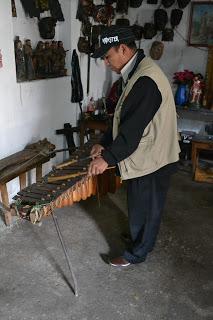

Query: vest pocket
[127,138,154,170]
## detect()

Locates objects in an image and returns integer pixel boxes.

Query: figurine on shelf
[34,41,45,78]
[57,41,67,76]
[189,73,204,108]
[24,39,35,80]
[14,37,26,82]
[50,40,59,75]
[11,0,17,17]
[43,41,52,76]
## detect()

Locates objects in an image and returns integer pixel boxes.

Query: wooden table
[191,137,213,183]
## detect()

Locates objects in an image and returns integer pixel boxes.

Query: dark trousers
[123,171,171,264]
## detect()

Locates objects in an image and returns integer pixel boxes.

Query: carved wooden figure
[14,37,26,82]
[24,39,35,80]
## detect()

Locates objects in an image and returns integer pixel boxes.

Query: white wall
[71,0,208,101]
[0,0,208,201]
[0,0,77,200]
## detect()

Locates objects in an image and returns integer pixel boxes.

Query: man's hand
[90,144,104,159]
[88,157,108,176]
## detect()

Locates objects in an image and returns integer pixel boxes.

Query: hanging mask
[162,28,174,41]
[177,0,190,9]
[76,0,95,22]
[162,0,175,8]
[171,9,183,28]
[38,17,57,39]
[154,9,168,31]
[147,0,158,3]
[144,23,157,39]
[82,21,92,37]
[150,41,164,60]
[116,17,130,27]
[132,24,143,40]
[130,0,143,8]
[77,36,91,54]
[116,0,129,14]
[91,25,105,44]
[93,5,115,25]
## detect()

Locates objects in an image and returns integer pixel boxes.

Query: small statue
[50,40,59,75]
[189,73,204,107]
[34,41,45,78]
[43,41,52,76]
[14,37,26,82]
[57,41,67,76]
[23,39,35,80]
[11,0,17,17]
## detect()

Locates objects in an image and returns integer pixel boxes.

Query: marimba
[13,136,121,224]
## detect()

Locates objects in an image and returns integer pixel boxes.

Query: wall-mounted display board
[11,0,70,82]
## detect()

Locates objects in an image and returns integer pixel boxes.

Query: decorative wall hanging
[162,0,175,8]
[11,0,17,17]
[82,21,92,37]
[24,39,35,80]
[188,1,213,47]
[34,40,67,78]
[154,9,168,31]
[14,37,67,81]
[150,41,164,60]
[49,0,65,21]
[20,0,64,21]
[36,0,50,13]
[130,0,143,8]
[90,25,105,52]
[162,28,174,41]
[71,49,84,104]
[144,23,157,39]
[77,37,91,54]
[93,5,115,25]
[170,9,183,29]
[38,17,57,39]
[132,24,144,40]
[14,37,26,82]
[76,0,95,22]
[177,0,190,9]
[116,16,130,27]
[147,0,158,3]
[116,0,129,14]
[20,0,40,18]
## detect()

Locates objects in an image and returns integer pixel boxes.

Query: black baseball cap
[91,26,135,59]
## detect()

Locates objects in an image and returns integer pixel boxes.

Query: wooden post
[19,172,27,190]
[0,183,12,226]
[36,164,42,182]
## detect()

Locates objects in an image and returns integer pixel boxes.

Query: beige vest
[113,57,180,180]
